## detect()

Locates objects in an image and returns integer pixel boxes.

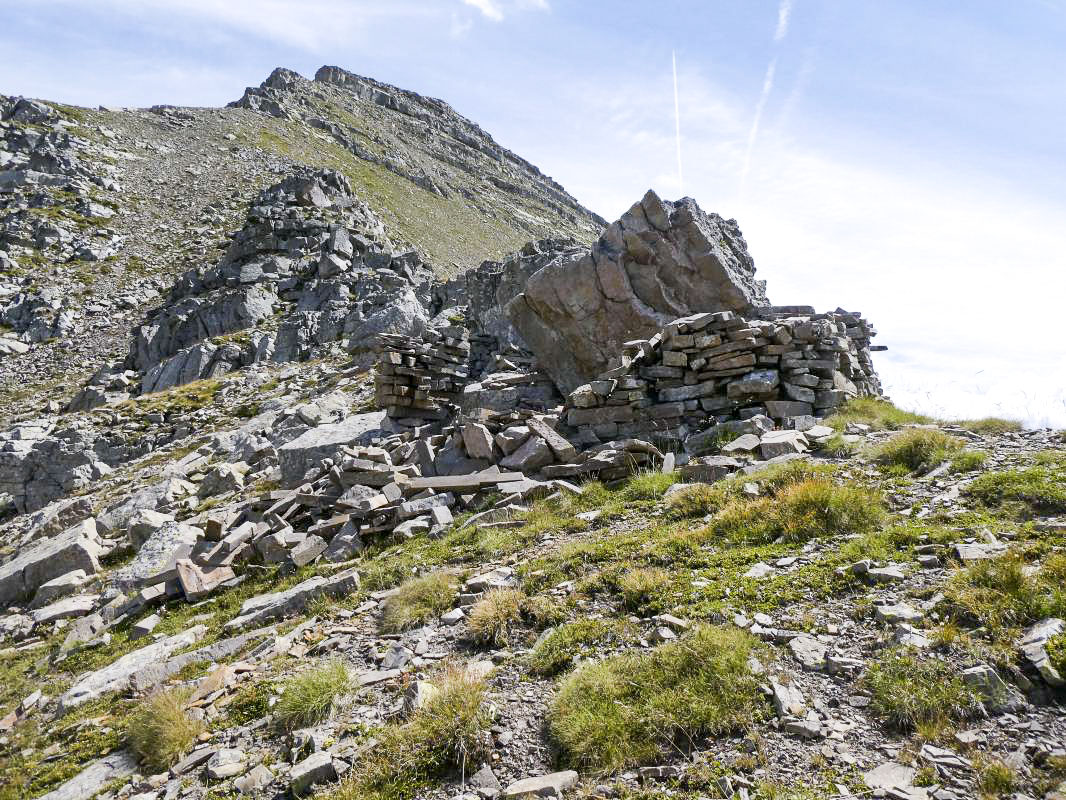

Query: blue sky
[4,0,1066,426]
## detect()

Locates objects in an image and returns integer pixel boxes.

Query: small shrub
[873,429,963,474]
[529,618,630,676]
[126,689,205,770]
[827,397,934,431]
[964,460,1066,516]
[974,756,1016,797]
[548,625,762,772]
[225,681,272,727]
[380,572,458,633]
[468,588,523,646]
[950,449,987,473]
[616,567,668,612]
[621,469,678,501]
[328,664,490,800]
[710,479,884,545]
[863,648,981,731]
[274,660,350,732]
[958,417,1023,435]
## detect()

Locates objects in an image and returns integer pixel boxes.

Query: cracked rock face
[506,190,770,393]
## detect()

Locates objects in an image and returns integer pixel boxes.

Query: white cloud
[459,0,549,21]
[774,0,793,42]
[15,0,437,52]
[461,0,504,21]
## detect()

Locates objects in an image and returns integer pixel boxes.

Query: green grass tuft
[709,478,884,545]
[274,660,350,732]
[944,551,1066,633]
[974,756,1016,798]
[380,572,458,633]
[1047,632,1066,678]
[957,417,1024,435]
[821,433,859,457]
[826,397,934,432]
[126,689,205,770]
[528,618,632,676]
[665,483,722,518]
[950,449,988,473]
[616,567,669,613]
[325,664,490,800]
[964,456,1066,517]
[873,429,964,474]
[548,625,762,772]
[863,648,982,731]
[621,469,679,501]
[467,588,524,646]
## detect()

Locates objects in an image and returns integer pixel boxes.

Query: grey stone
[290,751,336,796]
[278,411,388,485]
[500,435,554,472]
[206,748,248,779]
[1018,618,1065,687]
[507,191,768,393]
[31,569,89,608]
[0,518,102,605]
[875,602,922,624]
[759,430,809,459]
[30,594,99,626]
[224,567,360,630]
[290,534,328,567]
[127,509,175,551]
[60,625,207,711]
[37,750,138,800]
[502,771,580,800]
[235,764,274,794]
[788,634,827,670]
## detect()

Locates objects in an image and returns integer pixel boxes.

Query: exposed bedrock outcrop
[504,190,770,393]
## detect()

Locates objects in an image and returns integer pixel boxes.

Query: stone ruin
[369,188,884,487]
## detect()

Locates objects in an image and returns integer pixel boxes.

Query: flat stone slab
[59,625,207,711]
[502,770,579,799]
[31,594,99,626]
[0,519,102,605]
[38,749,138,800]
[224,567,360,631]
[279,411,387,486]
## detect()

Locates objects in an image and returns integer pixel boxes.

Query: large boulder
[0,519,102,605]
[278,411,389,486]
[506,191,769,393]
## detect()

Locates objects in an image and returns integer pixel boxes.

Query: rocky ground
[0,66,1064,800]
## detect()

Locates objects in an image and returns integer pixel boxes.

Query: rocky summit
[1,67,1065,800]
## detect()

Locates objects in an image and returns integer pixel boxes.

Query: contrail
[740,57,776,186]
[774,0,793,42]
[741,0,793,191]
[672,50,684,196]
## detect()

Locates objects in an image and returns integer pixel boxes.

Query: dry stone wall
[565,307,882,449]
